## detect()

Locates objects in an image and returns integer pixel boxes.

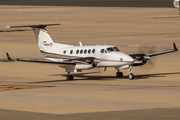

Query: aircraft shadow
[29,72,180,84]
[127,72,180,80]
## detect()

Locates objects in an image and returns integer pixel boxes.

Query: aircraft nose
[124,54,134,63]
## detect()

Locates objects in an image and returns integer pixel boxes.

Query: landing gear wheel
[119,72,123,77]
[66,75,70,80]
[66,75,74,80]
[69,75,74,80]
[116,72,123,77]
[129,73,134,80]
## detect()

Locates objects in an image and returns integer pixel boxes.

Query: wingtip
[173,43,178,51]
[6,52,12,61]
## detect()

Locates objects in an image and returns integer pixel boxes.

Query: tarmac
[0,5,180,120]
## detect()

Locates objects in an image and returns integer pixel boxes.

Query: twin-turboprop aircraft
[5,24,178,80]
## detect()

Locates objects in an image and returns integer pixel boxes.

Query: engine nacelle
[93,58,101,66]
[143,55,150,63]
[64,64,94,73]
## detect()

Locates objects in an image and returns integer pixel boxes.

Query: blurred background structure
[0,0,173,7]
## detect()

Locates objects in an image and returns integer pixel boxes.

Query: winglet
[6,53,13,61]
[173,43,178,51]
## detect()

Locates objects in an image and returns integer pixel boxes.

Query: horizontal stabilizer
[5,23,60,29]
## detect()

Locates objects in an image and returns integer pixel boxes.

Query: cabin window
[70,50,73,54]
[88,49,91,54]
[80,49,83,54]
[105,50,107,53]
[84,49,87,54]
[76,50,79,54]
[101,49,105,53]
[63,50,66,54]
[92,49,95,53]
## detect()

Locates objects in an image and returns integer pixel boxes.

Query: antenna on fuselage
[79,42,82,46]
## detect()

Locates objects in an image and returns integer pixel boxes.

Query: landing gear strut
[116,70,123,77]
[128,66,134,80]
[66,72,74,80]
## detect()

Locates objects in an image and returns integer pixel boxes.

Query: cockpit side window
[107,47,120,53]
[113,47,120,51]
[107,47,114,53]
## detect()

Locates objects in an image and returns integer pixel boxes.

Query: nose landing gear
[116,66,134,80]
[128,66,134,80]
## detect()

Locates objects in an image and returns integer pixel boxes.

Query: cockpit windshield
[106,47,120,53]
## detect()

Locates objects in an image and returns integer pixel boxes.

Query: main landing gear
[66,72,74,80]
[116,70,123,77]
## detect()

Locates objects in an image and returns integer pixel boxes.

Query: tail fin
[33,28,54,51]
[5,24,60,52]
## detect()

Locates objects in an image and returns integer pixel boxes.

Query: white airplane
[173,0,180,14]
[5,24,178,80]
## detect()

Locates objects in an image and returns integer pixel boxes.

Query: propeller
[140,45,156,67]
[131,45,157,69]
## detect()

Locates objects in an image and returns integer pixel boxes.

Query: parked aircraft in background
[5,24,178,80]
[173,0,180,14]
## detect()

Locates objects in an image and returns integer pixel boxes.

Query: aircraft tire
[116,72,123,77]
[66,75,70,80]
[69,75,74,80]
[66,75,74,80]
[119,72,123,77]
[129,73,134,80]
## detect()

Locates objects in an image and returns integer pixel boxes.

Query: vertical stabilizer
[5,24,60,52]
[33,28,54,52]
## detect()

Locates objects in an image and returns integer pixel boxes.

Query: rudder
[33,28,54,52]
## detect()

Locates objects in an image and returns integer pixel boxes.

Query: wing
[146,43,178,57]
[17,59,76,66]
[5,53,98,66]
[129,43,178,66]
[5,53,76,66]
